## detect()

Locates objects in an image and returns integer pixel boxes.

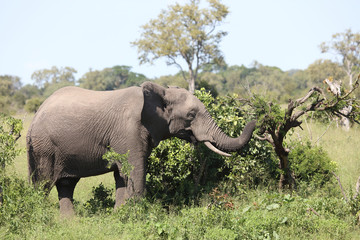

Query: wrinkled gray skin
[27,82,256,217]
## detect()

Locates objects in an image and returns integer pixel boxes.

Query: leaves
[0,114,23,171]
[102,148,132,178]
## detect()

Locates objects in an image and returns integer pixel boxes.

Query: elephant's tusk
[204,142,231,157]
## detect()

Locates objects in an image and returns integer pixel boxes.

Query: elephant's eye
[187,111,196,120]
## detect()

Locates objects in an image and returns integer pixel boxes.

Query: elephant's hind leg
[56,177,80,218]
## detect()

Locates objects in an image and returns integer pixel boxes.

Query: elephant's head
[141,82,256,156]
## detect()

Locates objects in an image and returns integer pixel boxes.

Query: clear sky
[1,0,359,85]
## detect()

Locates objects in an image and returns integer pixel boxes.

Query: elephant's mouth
[175,130,231,157]
[175,129,198,143]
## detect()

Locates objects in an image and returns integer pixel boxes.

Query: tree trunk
[277,152,295,190]
[188,68,196,94]
[270,133,296,190]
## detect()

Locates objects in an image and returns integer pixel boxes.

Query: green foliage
[102,148,132,178]
[251,94,284,131]
[289,141,337,187]
[196,89,276,188]
[0,75,22,113]
[0,176,56,237]
[147,138,197,203]
[79,65,146,91]
[2,187,359,239]
[31,66,77,89]
[24,97,44,113]
[82,183,115,215]
[0,114,23,170]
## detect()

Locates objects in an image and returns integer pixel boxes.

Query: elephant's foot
[114,187,127,209]
[59,198,75,218]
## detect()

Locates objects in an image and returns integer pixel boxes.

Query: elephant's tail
[26,135,54,193]
[27,134,37,185]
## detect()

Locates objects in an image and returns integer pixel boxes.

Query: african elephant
[27,82,256,216]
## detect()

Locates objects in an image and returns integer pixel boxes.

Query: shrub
[0,176,56,237]
[0,114,22,169]
[83,183,115,215]
[289,141,337,187]
[147,138,198,204]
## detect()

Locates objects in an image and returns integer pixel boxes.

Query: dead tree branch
[332,171,349,202]
[355,176,360,199]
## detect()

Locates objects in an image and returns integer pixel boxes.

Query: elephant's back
[28,85,143,139]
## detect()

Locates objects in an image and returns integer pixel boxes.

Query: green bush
[0,114,22,169]
[82,183,115,215]
[0,176,56,238]
[289,141,337,187]
[147,138,198,203]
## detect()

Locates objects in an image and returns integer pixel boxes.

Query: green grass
[2,114,360,239]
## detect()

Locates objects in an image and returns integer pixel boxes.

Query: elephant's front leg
[113,156,146,208]
[113,171,127,208]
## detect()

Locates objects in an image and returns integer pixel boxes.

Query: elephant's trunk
[195,110,256,156]
[210,120,256,152]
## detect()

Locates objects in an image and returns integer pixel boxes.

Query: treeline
[0,58,349,114]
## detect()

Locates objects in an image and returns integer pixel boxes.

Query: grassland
[2,113,360,239]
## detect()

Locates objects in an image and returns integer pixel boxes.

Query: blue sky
[1,0,359,85]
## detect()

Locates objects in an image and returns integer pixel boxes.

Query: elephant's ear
[141,82,170,145]
[141,81,166,100]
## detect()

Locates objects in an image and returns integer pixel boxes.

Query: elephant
[26,81,256,217]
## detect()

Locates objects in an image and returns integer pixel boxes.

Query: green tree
[0,75,22,113]
[306,59,345,87]
[79,65,146,90]
[132,0,228,93]
[320,29,360,88]
[24,97,43,113]
[31,66,77,89]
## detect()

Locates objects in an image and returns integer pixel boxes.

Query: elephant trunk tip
[239,120,257,144]
[204,120,257,156]
[244,120,257,134]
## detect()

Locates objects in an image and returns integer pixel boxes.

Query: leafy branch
[102,148,132,178]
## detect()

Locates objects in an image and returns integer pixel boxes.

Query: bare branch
[332,171,349,202]
[168,56,187,81]
[295,87,325,106]
[314,121,333,144]
[355,176,360,199]
[255,134,273,145]
[307,207,320,217]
